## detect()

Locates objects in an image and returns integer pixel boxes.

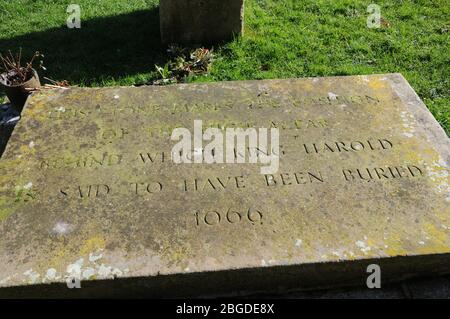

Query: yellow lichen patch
[158,235,193,270]
[23,93,50,122]
[0,196,14,221]
[79,236,106,257]
[414,223,449,255]
[368,78,388,91]
[18,144,36,156]
[383,233,411,257]
[46,241,73,271]
[41,235,106,274]
[423,222,449,246]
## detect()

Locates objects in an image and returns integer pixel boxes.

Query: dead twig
[0,50,45,86]
[43,77,70,87]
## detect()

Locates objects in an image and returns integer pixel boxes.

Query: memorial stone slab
[159,0,244,44]
[0,74,449,297]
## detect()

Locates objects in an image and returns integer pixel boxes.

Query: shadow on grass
[0,7,165,86]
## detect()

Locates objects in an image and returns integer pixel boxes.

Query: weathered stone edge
[0,252,449,298]
[19,73,419,91]
[387,73,449,164]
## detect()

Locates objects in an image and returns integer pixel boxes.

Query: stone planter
[0,68,41,111]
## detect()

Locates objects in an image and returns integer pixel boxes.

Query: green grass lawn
[0,0,448,133]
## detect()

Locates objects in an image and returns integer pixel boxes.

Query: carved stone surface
[0,74,448,297]
[159,0,244,44]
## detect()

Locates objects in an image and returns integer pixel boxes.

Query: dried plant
[154,46,214,85]
[190,48,214,74]
[0,50,44,86]
[43,77,70,88]
[23,77,71,92]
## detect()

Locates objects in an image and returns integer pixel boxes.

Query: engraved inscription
[194,208,263,227]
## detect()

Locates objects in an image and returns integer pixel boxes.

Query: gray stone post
[160,0,244,44]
